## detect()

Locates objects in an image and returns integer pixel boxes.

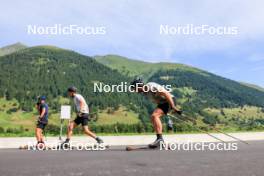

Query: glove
[172,107,182,115]
[176,110,182,115]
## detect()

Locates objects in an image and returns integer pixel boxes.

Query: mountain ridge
[94,54,206,80]
[95,54,264,91]
[0,42,27,56]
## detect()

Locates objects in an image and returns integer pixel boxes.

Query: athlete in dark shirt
[35,96,48,148]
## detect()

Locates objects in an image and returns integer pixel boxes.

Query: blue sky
[0,0,264,87]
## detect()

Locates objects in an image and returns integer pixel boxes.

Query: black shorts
[157,102,170,114]
[37,121,47,130]
[74,113,89,126]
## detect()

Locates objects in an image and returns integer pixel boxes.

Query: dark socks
[156,134,163,140]
[65,138,70,143]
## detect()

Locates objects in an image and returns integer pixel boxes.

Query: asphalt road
[0,141,263,176]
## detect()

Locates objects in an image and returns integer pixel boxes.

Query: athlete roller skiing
[130,77,182,148]
[61,86,103,147]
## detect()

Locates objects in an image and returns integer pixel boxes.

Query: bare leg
[83,126,103,143]
[67,121,78,140]
[40,129,44,142]
[149,108,165,148]
[35,128,42,142]
[83,126,96,138]
[151,108,165,134]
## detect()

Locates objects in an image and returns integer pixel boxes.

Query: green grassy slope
[94,55,204,79]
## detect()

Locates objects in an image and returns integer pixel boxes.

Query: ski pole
[168,114,226,143]
[210,128,249,145]
[170,115,249,145]
[179,113,249,145]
